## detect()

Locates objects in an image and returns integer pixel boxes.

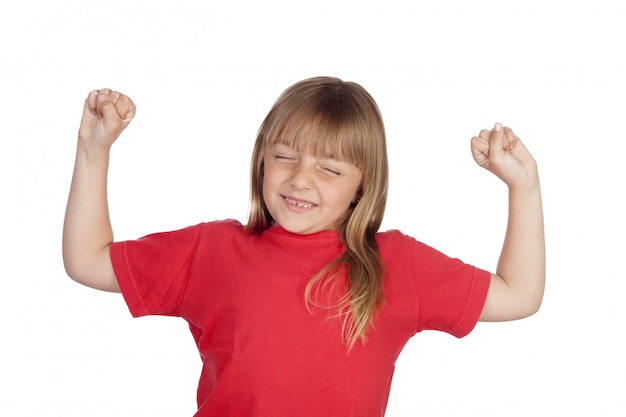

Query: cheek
[261,175,272,202]
[261,178,276,218]
[346,177,363,202]
[263,160,291,189]
[261,164,282,202]
[326,184,357,209]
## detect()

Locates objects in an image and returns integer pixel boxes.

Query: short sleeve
[408,237,490,337]
[379,231,491,338]
[110,224,205,318]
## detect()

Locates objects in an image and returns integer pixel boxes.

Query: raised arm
[62,89,135,292]
[471,123,545,321]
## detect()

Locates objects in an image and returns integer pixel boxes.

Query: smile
[283,196,315,209]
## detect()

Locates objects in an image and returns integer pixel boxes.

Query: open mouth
[283,196,315,209]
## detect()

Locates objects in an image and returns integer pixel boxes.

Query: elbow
[512,289,545,320]
[62,254,86,285]
[508,269,546,320]
[62,248,79,281]
[61,245,119,292]
[524,276,546,318]
[61,245,99,287]
[525,293,544,318]
[62,241,87,284]
[517,300,542,320]
[480,273,545,322]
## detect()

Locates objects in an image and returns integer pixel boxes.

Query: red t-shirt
[110,220,490,417]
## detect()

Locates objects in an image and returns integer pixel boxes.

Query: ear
[350,191,362,208]
[352,186,363,204]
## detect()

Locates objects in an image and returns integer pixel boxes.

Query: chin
[278,221,322,235]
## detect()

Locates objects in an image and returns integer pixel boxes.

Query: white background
[1,1,624,416]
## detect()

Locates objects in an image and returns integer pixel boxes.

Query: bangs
[266,106,367,169]
[248,76,388,248]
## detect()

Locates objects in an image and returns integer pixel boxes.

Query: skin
[62,89,133,293]
[471,124,545,321]
[63,89,545,322]
[262,143,363,235]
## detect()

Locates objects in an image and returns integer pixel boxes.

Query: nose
[290,162,314,190]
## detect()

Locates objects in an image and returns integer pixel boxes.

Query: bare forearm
[62,142,118,291]
[496,179,546,317]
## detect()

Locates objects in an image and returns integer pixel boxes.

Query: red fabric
[110,220,490,417]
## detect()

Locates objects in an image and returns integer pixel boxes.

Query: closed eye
[275,154,296,162]
[321,166,341,176]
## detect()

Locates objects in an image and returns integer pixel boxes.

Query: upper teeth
[285,197,313,208]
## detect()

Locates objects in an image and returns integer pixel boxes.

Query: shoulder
[377,228,462,255]
[169,219,245,237]
[376,229,425,254]
[180,219,247,248]
[127,219,246,249]
[200,219,245,233]
[375,229,420,271]
[376,229,410,243]
[375,229,466,270]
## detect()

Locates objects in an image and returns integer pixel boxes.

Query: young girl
[63,77,545,416]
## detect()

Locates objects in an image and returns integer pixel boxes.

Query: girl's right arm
[62,89,136,292]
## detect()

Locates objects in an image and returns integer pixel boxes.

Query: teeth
[285,197,313,208]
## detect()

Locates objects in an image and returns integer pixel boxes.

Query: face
[262,143,363,235]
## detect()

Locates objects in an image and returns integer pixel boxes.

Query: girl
[63,77,545,416]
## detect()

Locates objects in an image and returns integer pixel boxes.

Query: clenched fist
[471,123,538,189]
[78,89,136,149]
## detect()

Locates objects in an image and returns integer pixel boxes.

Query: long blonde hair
[246,77,389,348]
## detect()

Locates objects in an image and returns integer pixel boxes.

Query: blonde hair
[246,77,389,348]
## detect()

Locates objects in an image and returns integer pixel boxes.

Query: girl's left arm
[470,123,545,322]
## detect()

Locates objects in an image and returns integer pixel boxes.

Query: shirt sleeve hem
[450,267,491,338]
[110,241,150,318]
